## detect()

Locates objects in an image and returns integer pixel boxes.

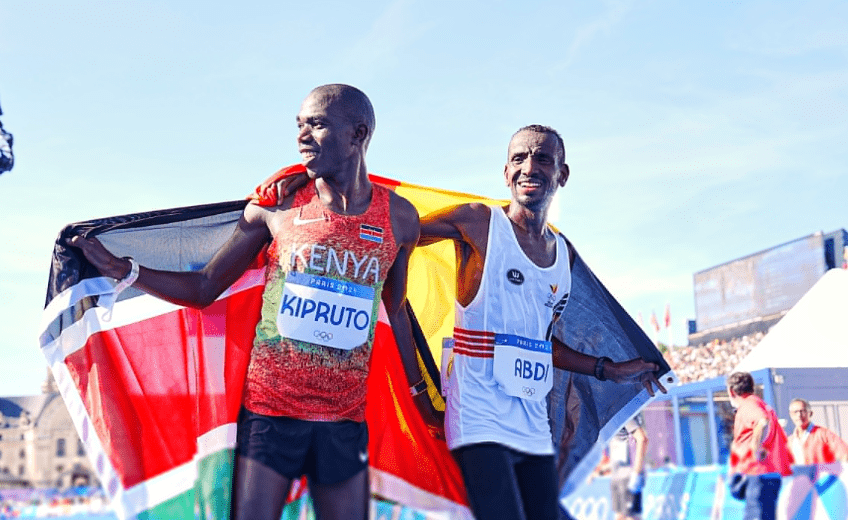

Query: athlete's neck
[313,163,373,216]
[504,204,550,239]
[502,205,557,269]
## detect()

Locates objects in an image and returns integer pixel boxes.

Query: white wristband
[114,257,140,294]
[100,257,139,322]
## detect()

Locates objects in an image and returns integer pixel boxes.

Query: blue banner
[562,464,848,520]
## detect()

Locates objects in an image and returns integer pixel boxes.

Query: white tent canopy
[734,268,848,372]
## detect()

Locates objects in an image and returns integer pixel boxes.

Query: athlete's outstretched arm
[552,337,666,396]
[68,202,272,309]
[419,205,464,246]
[419,203,492,246]
[385,193,443,430]
[420,203,493,308]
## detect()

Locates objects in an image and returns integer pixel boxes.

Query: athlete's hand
[67,235,131,280]
[259,171,310,205]
[606,358,667,397]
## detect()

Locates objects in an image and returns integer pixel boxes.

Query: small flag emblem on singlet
[360,224,384,243]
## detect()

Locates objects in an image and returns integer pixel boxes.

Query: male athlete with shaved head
[70,84,436,520]
[419,125,665,520]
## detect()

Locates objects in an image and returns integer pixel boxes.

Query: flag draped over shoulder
[40,165,674,520]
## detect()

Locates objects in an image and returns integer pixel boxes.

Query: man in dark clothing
[0,100,14,174]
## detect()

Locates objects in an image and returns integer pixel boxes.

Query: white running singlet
[444,206,572,455]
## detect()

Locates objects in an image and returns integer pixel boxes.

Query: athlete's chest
[485,231,567,287]
[509,232,558,269]
[268,202,395,285]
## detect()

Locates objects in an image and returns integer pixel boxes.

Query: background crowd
[663,333,764,384]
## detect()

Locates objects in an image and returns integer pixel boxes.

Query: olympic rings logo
[566,497,609,520]
[314,330,333,341]
[522,386,536,397]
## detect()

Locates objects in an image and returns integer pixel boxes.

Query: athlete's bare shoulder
[387,190,420,247]
[454,202,491,223]
[245,189,298,235]
[387,189,418,220]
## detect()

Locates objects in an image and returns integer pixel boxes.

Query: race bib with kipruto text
[277,271,375,350]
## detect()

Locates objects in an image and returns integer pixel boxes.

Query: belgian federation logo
[545,284,563,308]
[506,269,525,285]
[359,224,383,244]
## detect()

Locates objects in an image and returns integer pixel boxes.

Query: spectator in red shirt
[727,372,792,520]
[788,398,848,465]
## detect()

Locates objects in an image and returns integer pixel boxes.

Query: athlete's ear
[353,123,369,146]
[503,163,510,187]
[558,163,570,187]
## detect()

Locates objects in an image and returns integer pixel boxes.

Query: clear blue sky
[1,0,846,396]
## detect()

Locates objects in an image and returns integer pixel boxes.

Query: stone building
[0,370,96,490]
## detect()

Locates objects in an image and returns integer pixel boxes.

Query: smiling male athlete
[418,125,665,520]
[69,84,438,520]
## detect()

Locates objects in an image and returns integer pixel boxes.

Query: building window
[56,438,66,457]
[56,465,64,474]
[18,465,24,476]
[77,439,85,456]
[19,449,25,459]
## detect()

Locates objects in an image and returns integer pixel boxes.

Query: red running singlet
[244,181,398,422]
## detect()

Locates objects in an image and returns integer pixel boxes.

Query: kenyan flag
[41,166,672,519]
